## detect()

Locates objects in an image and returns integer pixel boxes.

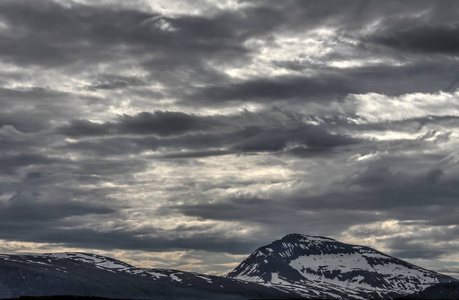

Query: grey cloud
[0,154,60,174]
[232,125,359,153]
[0,0,158,67]
[187,61,459,105]
[189,75,353,104]
[87,75,148,91]
[60,137,158,156]
[369,24,459,55]
[276,154,459,231]
[0,220,261,254]
[73,158,148,180]
[57,120,111,137]
[115,111,221,136]
[382,230,459,260]
[0,151,146,182]
[150,150,234,159]
[58,111,224,137]
[168,197,275,224]
[170,197,386,240]
[0,191,115,222]
[168,150,459,236]
[0,87,75,132]
[59,113,360,158]
[25,172,43,180]
[286,145,355,158]
[0,0,261,75]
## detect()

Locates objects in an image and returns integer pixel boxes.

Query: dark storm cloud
[0,154,60,174]
[289,158,459,212]
[167,197,277,224]
[58,110,360,158]
[0,191,115,222]
[93,111,220,136]
[188,61,459,105]
[231,125,359,153]
[0,0,163,67]
[0,0,272,77]
[58,111,224,137]
[189,75,353,104]
[370,25,459,55]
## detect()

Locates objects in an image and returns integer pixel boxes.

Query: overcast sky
[1,0,459,277]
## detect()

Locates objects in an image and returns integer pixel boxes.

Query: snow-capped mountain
[0,234,456,299]
[227,234,456,298]
[0,252,298,299]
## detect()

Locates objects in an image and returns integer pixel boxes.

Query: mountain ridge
[0,252,298,299]
[0,234,456,299]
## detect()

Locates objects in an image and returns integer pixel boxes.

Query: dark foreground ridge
[8,298,358,300]
[0,234,457,299]
[13,297,147,300]
[12,297,459,300]
[6,296,459,300]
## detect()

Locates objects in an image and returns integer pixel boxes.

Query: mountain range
[0,234,456,299]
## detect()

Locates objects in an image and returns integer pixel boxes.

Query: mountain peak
[227,233,455,296]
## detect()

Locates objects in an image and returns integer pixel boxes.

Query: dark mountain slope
[0,252,297,299]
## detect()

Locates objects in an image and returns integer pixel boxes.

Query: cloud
[188,75,354,104]
[1,0,459,276]
[58,111,224,137]
[58,112,360,159]
[86,75,147,91]
[0,191,116,222]
[370,25,459,55]
[231,125,359,153]
[0,0,260,77]
[185,61,459,106]
[0,154,59,174]
[340,220,459,260]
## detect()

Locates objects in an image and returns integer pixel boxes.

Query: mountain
[0,235,456,300]
[397,281,459,299]
[227,234,456,299]
[0,252,298,299]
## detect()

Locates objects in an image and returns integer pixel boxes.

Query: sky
[0,0,459,278]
